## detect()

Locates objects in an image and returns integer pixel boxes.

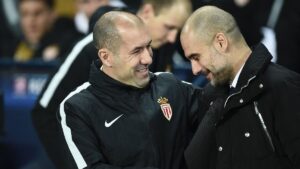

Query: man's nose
[191,61,202,75]
[140,48,153,65]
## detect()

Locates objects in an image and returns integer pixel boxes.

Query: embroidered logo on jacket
[104,114,123,128]
[157,97,172,121]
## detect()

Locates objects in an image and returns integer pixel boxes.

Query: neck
[230,46,252,83]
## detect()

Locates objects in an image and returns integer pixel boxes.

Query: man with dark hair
[181,5,300,169]
[10,0,82,62]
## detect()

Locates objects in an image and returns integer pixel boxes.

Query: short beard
[210,66,233,87]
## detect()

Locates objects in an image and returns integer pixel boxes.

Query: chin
[137,77,150,88]
[211,78,228,87]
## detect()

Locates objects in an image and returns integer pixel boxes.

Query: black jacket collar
[235,43,272,90]
[88,60,154,94]
[222,43,272,114]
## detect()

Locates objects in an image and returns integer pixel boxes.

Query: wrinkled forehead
[118,25,151,47]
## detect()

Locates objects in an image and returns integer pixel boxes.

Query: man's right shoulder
[62,82,92,106]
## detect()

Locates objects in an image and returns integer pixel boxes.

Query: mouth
[136,67,148,72]
[136,66,149,77]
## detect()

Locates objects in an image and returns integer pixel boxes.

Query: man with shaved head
[181,6,300,169]
[57,11,208,169]
[32,1,193,168]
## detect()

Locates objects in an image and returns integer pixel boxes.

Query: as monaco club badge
[157,97,172,121]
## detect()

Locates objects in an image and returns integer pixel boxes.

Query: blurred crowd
[0,0,300,75]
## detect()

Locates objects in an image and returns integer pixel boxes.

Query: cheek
[214,58,228,74]
[152,27,164,40]
[21,14,33,26]
[153,22,166,37]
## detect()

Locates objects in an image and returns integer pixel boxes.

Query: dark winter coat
[185,44,300,169]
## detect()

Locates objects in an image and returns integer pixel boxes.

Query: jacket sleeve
[58,101,159,169]
[175,79,206,131]
[274,74,300,167]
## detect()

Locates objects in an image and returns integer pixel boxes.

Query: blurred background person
[10,0,82,62]
[74,0,126,34]
[138,0,192,73]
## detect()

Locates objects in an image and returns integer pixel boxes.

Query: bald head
[181,6,243,45]
[93,11,145,55]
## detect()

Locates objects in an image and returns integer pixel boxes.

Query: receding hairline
[182,5,242,44]
[93,11,145,54]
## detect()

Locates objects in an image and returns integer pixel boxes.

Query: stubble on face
[207,49,234,87]
[210,64,233,87]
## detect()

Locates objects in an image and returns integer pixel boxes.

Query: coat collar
[223,43,272,110]
[235,43,272,89]
[88,59,154,95]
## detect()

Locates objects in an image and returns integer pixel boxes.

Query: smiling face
[102,22,153,88]
[113,26,153,88]
[181,31,233,87]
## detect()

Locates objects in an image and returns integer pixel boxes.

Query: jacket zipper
[253,101,275,152]
[224,75,256,108]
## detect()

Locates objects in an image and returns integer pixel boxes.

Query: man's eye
[165,25,175,30]
[193,57,199,61]
[190,55,199,61]
[133,48,142,54]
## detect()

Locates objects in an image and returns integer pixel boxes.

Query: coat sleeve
[178,80,226,132]
[274,73,300,167]
[176,79,206,131]
[58,101,159,169]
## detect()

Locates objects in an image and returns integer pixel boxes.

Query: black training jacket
[58,60,206,169]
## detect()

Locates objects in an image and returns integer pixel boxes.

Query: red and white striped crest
[160,103,172,121]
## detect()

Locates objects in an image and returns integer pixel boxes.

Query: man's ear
[213,33,228,53]
[98,49,113,67]
[138,3,155,21]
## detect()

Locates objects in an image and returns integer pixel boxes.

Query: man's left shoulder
[150,72,181,87]
[152,72,177,82]
[264,63,300,87]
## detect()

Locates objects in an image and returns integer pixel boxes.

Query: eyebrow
[165,24,177,30]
